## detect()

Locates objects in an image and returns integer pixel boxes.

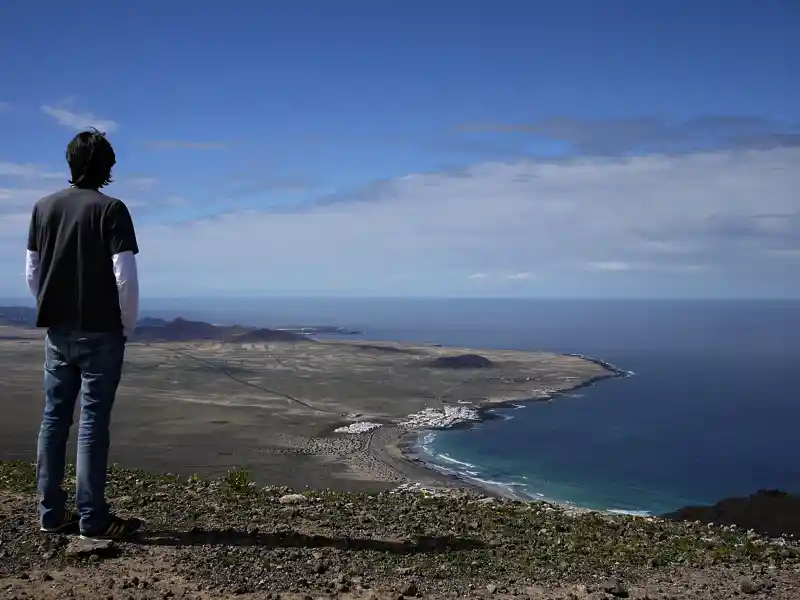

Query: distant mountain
[133,318,309,343]
[0,307,180,330]
[137,316,170,327]
[0,308,308,343]
[234,328,308,343]
[0,306,36,326]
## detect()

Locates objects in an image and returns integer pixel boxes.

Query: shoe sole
[78,533,138,541]
[79,520,143,540]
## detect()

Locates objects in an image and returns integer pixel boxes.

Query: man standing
[26,128,142,539]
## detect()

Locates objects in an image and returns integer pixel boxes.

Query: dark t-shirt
[27,187,139,332]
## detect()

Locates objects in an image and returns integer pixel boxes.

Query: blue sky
[1,0,798,298]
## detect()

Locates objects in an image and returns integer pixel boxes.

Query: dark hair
[66,128,116,189]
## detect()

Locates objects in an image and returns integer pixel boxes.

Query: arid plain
[0,325,612,492]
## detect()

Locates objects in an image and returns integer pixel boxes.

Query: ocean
[142,297,799,515]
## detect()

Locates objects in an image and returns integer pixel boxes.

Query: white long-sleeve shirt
[26,249,140,339]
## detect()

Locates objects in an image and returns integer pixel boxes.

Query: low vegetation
[2,460,799,599]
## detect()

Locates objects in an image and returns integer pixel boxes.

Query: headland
[0,310,618,498]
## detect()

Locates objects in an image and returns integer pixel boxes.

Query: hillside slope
[1,461,798,599]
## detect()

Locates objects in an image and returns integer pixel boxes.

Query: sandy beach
[0,325,616,497]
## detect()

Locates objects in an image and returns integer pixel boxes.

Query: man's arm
[112,251,139,339]
[25,250,40,299]
[25,206,40,299]
[105,200,140,339]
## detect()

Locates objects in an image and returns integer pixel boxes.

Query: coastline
[0,321,630,504]
[376,353,632,504]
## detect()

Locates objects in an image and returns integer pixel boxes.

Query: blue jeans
[36,328,126,531]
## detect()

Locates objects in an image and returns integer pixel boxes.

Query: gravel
[2,459,800,599]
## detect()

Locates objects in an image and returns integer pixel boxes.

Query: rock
[279,494,307,505]
[313,560,327,574]
[601,579,629,598]
[572,584,589,598]
[400,581,418,597]
[739,577,760,594]
[486,583,498,594]
[65,538,114,557]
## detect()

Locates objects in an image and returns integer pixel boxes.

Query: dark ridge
[353,343,419,354]
[234,328,311,343]
[133,318,221,341]
[429,354,494,369]
[0,307,309,344]
[133,318,309,343]
[0,306,347,344]
[137,316,170,327]
[663,489,800,538]
[0,306,36,326]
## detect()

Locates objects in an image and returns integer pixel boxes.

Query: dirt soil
[2,462,799,600]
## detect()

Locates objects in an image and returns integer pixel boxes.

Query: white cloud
[0,188,52,212]
[0,212,33,261]
[126,177,159,189]
[130,146,799,295]
[151,140,226,150]
[768,248,800,260]
[0,162,63,180]
[507,272,533,280]
[584,261,636,272]
[41,105,118,133]
[0,146,798,296]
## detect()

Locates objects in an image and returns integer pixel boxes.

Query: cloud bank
[150,140,228,150]
[455,116,800,155]
[0,143,797,297]
[127,145,799,296]
[41,105,119,133]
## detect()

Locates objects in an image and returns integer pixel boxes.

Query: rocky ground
[2,461,799,600]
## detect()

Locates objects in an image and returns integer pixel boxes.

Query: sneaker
[40,509,80,533]
[79,515,143,540]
